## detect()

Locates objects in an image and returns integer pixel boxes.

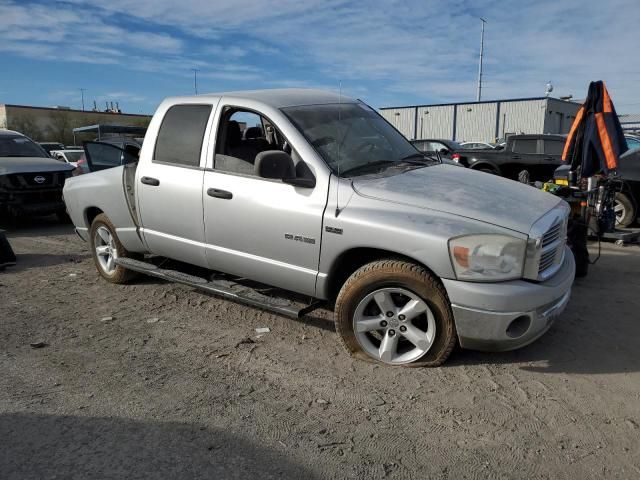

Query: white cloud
[1,0,639,110]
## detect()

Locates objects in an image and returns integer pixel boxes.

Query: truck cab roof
[162,88,355,110]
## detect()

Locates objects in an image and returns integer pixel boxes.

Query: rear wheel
[89,213,138,283]
[335,259,456,367]
[614,192,635,227]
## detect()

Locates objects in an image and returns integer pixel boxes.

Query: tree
[8,114,43,140]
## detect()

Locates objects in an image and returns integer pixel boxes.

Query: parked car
[38,142,65,155]
[460,142,496,150]
[455,134,566,181]
[625,134,640,151]
[0,130,74,221]
[63,89,575,367]
[50,149,84,167]
[410,139,463,161]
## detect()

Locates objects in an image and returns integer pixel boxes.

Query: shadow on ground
[0,412,318,480]
[1,215,74,238]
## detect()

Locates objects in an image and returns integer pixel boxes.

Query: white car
[51,149,84,167]
[459,142,496,150]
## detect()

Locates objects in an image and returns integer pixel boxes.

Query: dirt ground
[1,217,639,479]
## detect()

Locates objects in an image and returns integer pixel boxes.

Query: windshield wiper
[339,160,397,177]
[400,153,439,164]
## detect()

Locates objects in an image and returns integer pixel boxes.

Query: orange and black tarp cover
[562,81,628,177]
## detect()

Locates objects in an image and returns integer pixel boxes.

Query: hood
[0,156,74,175]
[351,164,561,234]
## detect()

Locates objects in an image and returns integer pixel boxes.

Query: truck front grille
[537,218,567,278]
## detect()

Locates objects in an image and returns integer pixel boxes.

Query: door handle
[141,176,160,186]
[207,188,233,200]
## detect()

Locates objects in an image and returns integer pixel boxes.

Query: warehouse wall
[543,99,580,134]
[416,105,453,139]
[379,107,416,139]
[497,99,547,139]
[455,102,498,142]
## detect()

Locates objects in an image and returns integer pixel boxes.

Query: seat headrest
[244,126,263,140]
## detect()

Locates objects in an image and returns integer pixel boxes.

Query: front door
[137,103,214,268]
[202,106,327,296]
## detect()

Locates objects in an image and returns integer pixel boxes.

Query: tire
[476,166,498,175]
[89,213,138,283]
[334,259,456,367]
[614,192,635,228]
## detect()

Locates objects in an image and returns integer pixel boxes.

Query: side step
[115,257,323,319]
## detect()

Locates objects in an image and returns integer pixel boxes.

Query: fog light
[506,315,531,338]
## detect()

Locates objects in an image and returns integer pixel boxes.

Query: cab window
[214,108,285,176]
[154,104,212,167]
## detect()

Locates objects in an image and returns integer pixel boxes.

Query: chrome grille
[541,222,562,248]
[537,218,567,278]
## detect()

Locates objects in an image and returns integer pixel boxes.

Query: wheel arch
[84,206,104,229]
[469,161,501,174]
[323,247,443,301]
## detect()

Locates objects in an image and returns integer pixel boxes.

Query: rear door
[136,103,216,268]
[509,138,545,179]
[83,142,137,172]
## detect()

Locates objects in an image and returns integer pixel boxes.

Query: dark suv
[456,134,566,181]
[0,130,74,221]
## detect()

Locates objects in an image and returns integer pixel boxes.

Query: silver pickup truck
[63,89,575,367]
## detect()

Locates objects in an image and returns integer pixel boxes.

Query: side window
[543,140,564,155]
[214,108,281,176]
[154,104,212,167]
[512,139,537,154]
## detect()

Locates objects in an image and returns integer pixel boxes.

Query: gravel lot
[1,217,639,479]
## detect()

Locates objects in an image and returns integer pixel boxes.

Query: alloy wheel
[352,287,436,365]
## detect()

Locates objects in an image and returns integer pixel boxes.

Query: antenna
[476,18,487,101]
[335,81,342,217]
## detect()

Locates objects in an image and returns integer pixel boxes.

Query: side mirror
[255,150,315,188]
[255,150,295,179]
[439,148,449,155]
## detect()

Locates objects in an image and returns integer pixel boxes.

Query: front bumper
[442,246,575,352]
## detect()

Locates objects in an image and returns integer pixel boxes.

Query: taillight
[452,153,461,162]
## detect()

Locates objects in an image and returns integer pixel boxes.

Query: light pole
[80,88,86,111]
[476,18,487,102]
[192,68,199,95]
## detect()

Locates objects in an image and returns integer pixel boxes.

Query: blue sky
[1,0,639,115]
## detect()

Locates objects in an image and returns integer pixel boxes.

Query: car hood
[0,156,74,175]
[351,164,562,234]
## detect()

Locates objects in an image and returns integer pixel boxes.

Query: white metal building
[380,97,581,143]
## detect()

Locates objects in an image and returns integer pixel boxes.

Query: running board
[115,257,323,319]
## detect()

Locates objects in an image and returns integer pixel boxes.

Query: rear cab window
[543,139,564,155]
[154,104,212,167]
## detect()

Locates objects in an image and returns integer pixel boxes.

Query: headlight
[448,234,526,281]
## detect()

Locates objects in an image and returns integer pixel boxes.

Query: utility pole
[476,18,487,102]
[80,88,86,111]
[192,68,199,95]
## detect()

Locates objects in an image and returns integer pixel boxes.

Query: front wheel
[89,213,138,283]
[334,259,457,367]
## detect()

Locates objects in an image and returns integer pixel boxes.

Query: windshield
[282,103,422,177]
[0,135,49,158]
